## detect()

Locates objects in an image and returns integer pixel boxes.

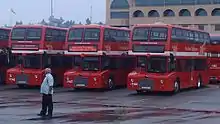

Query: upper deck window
[211,36,220,44]
[132,27,167,41]
[26,28,42,41]
[45,28,66,42]
[132,27,149,41]
[171,27,210,44]
[68,28,83,42]
[11,28,42,41]
[150,27,168,41]
[84,28,100,41]
[0,29,10,41]
[104,28,129,42]
[11,28,26,41]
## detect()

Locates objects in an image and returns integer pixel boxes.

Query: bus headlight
[66,77,69,81]
[93,77,97,81]
[9,74,12,78]
[131,79,134,83]
[34,75,38,79]
[160,80,164,84]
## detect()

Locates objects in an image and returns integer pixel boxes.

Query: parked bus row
[0,23,219,94]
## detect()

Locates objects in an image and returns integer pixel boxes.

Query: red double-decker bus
[0,28,14,84]
[6,25,72,88]
[64,25,135,90]
[208,34,220,83]
[127,23,210,94]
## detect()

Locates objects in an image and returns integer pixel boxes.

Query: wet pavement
[0,85,220,124]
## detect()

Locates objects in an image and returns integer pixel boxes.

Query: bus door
[176,59,191,88]
[42,54,63,86]
[190,58,196,87]
[191,58,207,86]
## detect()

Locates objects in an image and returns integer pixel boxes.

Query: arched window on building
[212,8,220,16]
[110,0,129,9]
[133,10,144,17]
[163,9,175,17]
[179,9,191,16]
[148,10,160,17]
[195,8,208,16]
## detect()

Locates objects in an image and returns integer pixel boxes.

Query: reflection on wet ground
[0,85,220,124]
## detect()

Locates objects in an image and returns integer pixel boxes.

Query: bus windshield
[137,56,147,69]
[84,28,100,41]
[147,57,167,73]
[11,28,42,41]
[68,28,83,41]
[0,29,10,41]
[72,56,82,69]
[23,55,41,69]
[82,57,100,71]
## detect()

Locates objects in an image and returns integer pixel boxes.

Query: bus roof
[0,27,11,31]
[210,33,220,36]
[69,24,130,31]
[133,23,208,33]
[12,24,67,30]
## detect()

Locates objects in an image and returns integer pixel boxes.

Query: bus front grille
[139,78,154,90]
[16,74,28,84]
[73,76,88,87]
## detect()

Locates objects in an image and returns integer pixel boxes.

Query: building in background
[106,0,220,34]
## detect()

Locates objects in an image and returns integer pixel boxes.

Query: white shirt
[40,73,54,95]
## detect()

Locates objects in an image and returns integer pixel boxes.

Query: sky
[0,0,106,26]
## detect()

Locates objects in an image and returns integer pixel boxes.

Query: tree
[40,19,48,25]
[15,21,23,25]
[86,18,91,25]
[98,22,104,25]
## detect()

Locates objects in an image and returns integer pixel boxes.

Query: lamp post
[51,0,54,17]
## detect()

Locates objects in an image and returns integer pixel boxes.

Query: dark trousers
[40,94,53,116]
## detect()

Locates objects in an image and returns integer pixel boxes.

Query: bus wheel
[136,90,143,94]
[0,74,2,84]
[17,84,27,89]
[173,81,180,94]
[197,76,202,89]
[107,78,114,90]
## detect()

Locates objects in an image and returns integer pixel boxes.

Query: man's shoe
[37,113,46,117]
[45,115,52,120]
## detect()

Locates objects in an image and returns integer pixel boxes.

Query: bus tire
[136,90,143,94]
[197,76,202,89]
[107,78,114,90]
[0,74,2,84]
[17,84,27,89]
[173,80,180,94]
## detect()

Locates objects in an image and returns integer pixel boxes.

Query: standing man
[38,68,54,119]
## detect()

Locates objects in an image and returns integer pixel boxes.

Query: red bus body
[0,28,12,84]
[6,25,71,87]
[127,23,210,93]
[208,34,220,83]
[63,25,135,89]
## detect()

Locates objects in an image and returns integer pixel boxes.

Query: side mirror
[170,53,175,63]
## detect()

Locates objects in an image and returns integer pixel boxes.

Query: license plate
[17,81,27,84]
[76,84,86,87]
[141,87,151,90]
